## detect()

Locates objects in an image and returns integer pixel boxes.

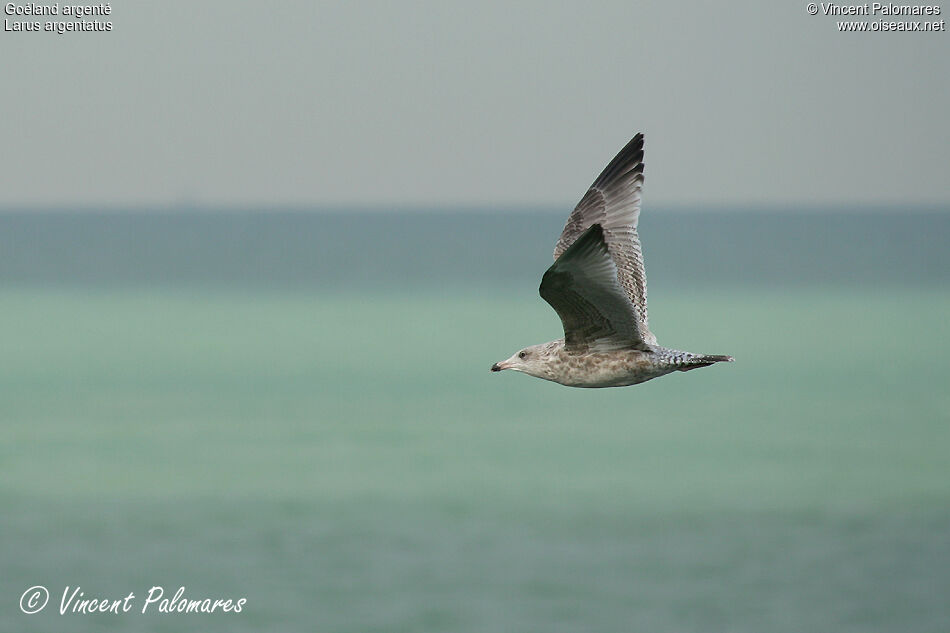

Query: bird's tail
[676,354,735,372]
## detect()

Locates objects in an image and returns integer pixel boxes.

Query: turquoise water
[3,284,949,632]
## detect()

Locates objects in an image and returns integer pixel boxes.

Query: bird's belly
[553,351,671,388]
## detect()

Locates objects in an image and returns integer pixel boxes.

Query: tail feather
[676,353,734,372]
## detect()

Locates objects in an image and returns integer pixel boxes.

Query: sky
[1,1,948,209]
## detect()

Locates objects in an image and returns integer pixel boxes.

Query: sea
[1,208,948,632]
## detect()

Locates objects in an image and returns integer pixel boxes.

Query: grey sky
[1,1,948,208]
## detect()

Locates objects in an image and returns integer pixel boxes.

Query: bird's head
[491,343,555,379]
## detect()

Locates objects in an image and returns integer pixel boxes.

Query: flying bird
[491,134,733,388]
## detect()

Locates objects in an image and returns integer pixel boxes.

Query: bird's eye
[518,351,528,359]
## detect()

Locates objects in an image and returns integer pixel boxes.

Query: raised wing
[553,134,655,345]
[540,224,646,352]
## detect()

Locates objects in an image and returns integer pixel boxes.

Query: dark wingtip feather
[592,133,645,189]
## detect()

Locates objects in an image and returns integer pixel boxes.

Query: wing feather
[553,134,655,345]
[540,224,645,352]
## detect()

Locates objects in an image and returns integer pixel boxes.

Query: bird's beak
[491,360,512,372]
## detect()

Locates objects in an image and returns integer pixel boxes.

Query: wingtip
[591,134,645,190]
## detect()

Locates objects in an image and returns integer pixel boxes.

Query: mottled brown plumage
[491,134,733,388]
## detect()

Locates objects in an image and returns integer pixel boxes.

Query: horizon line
[1,203,949,215]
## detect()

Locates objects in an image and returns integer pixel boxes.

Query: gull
[491,134,733,388]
